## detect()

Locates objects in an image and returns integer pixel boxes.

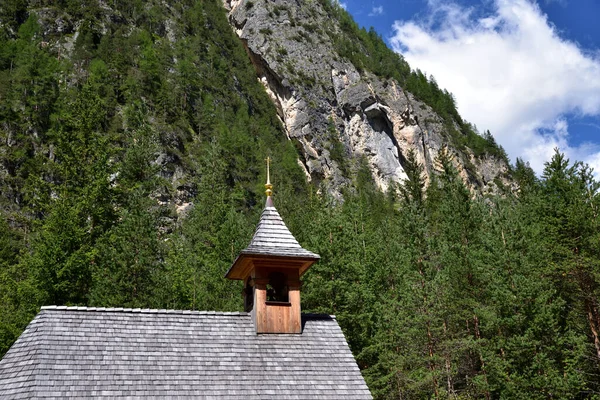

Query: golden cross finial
[265,157,273,197]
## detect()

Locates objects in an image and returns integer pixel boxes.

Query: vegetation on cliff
[0,0,599,398]
[317,0,507,162]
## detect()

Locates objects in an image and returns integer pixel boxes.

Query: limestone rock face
[224,0,510,196]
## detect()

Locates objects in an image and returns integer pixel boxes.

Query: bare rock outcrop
[224,0,510,196]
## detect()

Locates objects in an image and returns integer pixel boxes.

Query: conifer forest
[1,0,599,398]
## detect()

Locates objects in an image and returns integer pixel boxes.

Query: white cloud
[544,0,568,6]
[369,6,384,16]
[334,0,347,10]
[390,0,600,176]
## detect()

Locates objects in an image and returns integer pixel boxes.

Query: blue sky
[337,0,600,175]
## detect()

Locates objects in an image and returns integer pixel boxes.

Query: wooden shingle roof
[0,306,372,399]
[241,201,320,259]
[226,197,320,280]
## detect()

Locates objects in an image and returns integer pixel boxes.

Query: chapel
[0,162,372,399]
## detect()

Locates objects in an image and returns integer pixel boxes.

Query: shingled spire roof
[225,159,319,280]
[242,197,320,259]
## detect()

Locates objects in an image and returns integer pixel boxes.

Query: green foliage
[398,149,425,206]
[513,157,538,194]
[326,117,349,177]
[0,0,28,34]
[0,213,27,354]
[349,149,599,399]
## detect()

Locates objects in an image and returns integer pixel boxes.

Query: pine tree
[398,149,425,207]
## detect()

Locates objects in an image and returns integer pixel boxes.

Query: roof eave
[225,252,320,280]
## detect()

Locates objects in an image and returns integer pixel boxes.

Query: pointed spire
[241,205,319,259]
[225,199,320,280]
[225,157,320,281]
[265,156,273,198]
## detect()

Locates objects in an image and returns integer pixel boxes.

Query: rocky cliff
[224,0,510,196]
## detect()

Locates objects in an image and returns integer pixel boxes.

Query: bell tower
[225,158,320,334]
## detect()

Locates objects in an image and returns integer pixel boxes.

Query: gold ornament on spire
[265,157,273,197]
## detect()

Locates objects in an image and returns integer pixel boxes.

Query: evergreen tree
[398,149,425,207]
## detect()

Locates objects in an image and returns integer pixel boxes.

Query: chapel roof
[225,196,320,280]
[242,198,320,259]
[0,306,372,399]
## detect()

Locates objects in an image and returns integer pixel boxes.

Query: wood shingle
[0,307,372,399]
[243,204,319,257]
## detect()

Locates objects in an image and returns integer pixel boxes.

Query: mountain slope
[225,0,510,196]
